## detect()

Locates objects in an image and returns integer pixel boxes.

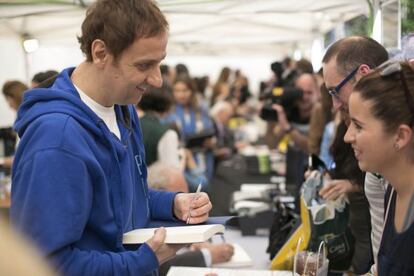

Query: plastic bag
[294,239,329,276]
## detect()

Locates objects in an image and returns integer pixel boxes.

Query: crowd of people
[0,0,413,275]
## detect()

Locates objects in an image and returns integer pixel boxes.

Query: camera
[259,86,303,122]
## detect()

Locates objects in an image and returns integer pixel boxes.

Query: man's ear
[91,39,108,68]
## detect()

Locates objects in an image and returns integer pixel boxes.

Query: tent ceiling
[0,0,370,56]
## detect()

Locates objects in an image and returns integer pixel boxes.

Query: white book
[167,266,294,276]
[213,243,253,268]
[123,224,225,244]
[240,183,278,192]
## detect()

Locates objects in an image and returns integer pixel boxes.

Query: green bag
[302,171,354,272]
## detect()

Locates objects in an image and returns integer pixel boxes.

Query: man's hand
[173,192,212,224]
[271,104,290,132]
[191,242,234,264]
[145,227,185,264]
[319,179,356,201]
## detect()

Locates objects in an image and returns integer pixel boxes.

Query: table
[210,155,276,216]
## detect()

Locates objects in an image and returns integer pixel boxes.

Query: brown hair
[173,76,199,111]
[2,80,28,108]
[78,0,168,62]
[354,61,414,134]
[322,36,388,76]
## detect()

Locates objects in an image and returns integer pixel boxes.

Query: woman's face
[5,96,19,111]
[344,92,397,173]
[173,81,192,106]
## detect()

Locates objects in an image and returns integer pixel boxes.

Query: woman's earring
[394,143,400,151]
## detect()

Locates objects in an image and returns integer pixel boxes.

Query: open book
[123,224,225,244]
[213,243,253,268]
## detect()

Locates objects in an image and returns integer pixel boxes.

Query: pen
[186,183,202,224]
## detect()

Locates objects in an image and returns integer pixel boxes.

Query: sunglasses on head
[378,61,414,126]
[378,60,414,126]
[328,66,359,99]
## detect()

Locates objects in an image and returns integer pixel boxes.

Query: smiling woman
[345,60,414,276]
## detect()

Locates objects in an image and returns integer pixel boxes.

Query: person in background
[265,73,318,153]
[137,86,180,168]
[10,1,212,275]
[0,217,56,276]
[210,100,238,164]
[175,63,191,79]
[147,162,234,276]
[211,67,231,106]
[31,70,58,88]
[0,80,28,169]
[164,75,215,190]
[307,84,333,157]
[344,60,414,276]
[321,36,389,274]
[160,64,175,88]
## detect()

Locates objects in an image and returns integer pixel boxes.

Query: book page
[123,224,225,244]
[213,243,253,268]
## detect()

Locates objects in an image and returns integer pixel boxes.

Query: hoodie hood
[14,67,105,139]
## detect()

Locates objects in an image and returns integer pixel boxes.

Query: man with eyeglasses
[320,36,389,274]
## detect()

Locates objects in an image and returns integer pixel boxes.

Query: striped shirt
[364,172,388,265]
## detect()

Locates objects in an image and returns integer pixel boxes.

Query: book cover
[123,224,225,244]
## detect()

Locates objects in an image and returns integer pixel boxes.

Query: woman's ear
[91,39,108,68]
[359,64,371,76]
[395,124,413,150]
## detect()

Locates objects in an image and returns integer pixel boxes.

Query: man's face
[323,59,355,121]
[103,32,168,106]
[295,74,316,111]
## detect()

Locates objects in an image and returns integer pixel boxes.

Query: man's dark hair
[32,70,58,85]
[138,86,172,113]
[322,36,388,76]
[160,64,169,76]
[78,0,168,62]
[175,63,190,78]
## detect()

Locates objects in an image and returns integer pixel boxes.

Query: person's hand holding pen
[173,184,212,224]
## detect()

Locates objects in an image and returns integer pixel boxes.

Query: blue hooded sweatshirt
[11,68,177,276]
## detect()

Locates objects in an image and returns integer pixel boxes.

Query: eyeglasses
[378,60,414,126]
[328,67,359,99]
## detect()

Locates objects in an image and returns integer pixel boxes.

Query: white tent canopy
[0,0,369,56]
[0,0,370,127]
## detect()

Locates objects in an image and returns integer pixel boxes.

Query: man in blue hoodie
[10,0,212,275]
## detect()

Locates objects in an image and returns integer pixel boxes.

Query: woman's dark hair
[354,61,414,134]
[138,86,173,113]
[330,121,365,186]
